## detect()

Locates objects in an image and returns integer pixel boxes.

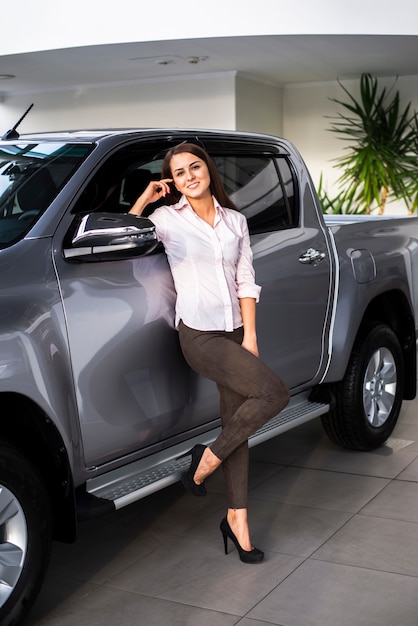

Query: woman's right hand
[143,179,172,204]
[129,178,173,216]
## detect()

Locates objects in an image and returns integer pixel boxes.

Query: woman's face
[170,152,211,201]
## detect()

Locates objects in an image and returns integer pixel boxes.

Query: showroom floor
[27,397,418,626]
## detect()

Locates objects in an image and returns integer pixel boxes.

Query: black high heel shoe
[178,444,207,497]
[220,517,264,564]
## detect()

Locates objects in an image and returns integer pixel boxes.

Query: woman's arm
[129,179,172,216]
[239,297,259,358]
[235,217,261,303]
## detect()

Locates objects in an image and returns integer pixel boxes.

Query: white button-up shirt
[149,195,261,332]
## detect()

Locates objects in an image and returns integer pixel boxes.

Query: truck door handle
[299,248,326,265]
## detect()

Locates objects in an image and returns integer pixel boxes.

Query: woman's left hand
[241,336,259,358]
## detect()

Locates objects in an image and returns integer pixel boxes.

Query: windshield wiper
[1,103,34,140]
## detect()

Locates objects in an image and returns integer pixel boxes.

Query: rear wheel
[0,444,52,626]
[321,323,404,450]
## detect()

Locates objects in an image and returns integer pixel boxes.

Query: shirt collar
[174,194,224,217]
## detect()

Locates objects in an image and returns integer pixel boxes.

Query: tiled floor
[27,397,418,625]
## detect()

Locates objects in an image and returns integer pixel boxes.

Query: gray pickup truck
[0,128,417,625]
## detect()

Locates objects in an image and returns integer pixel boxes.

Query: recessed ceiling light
[0,74,15,80]
[187,56,209,64]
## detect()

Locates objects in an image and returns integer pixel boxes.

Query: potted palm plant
[323,73,418,215]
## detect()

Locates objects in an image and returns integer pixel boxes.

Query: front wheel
[321,322,404,450]
[0,444,52,626]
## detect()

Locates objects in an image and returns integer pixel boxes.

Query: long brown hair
[161,142,238,210]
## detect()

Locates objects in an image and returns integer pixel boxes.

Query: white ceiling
[1,35,418,95]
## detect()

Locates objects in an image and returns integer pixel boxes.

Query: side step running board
[86,396,329,510]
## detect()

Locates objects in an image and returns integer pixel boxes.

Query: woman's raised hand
[144,179,172,203]
[129,178,172,216]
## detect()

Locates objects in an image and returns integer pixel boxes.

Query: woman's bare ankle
[227,508,252,551]
[194,447,221,484]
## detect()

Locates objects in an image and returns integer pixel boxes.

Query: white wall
[0,72,284,138]
[283,81,348,193]
[0,74,237,133]
[235,76,283,136]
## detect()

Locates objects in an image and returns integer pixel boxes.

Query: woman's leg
[217,380,249,509]
[218,382,253,551]
[178,322,289,554]
[190,362,256,551]
[187,381,248,498]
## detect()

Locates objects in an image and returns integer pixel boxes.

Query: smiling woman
[129,141,290,562]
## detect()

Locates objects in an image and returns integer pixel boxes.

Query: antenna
[1,103,34,140]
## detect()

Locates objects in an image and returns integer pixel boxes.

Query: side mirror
[63,212,159,262]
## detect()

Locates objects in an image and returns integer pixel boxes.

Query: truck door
[209,142,334,389]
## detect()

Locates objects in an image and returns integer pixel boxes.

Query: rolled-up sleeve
[235,217,262,302]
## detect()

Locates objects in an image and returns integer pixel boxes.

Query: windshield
[0,142,92,247]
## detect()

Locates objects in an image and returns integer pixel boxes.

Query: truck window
[0,142,93,246]
[213,154,298,234]
[73,152,162,215]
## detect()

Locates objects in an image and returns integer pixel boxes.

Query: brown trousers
[178,321,290,508]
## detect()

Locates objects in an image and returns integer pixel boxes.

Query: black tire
[321,322,404,450]
[0,444,52,626]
